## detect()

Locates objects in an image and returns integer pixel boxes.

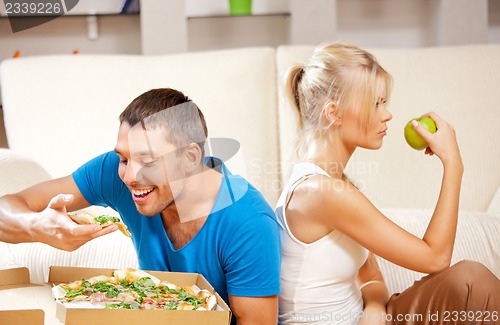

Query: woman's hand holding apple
[408,112,462,168]
[405,116,437,150]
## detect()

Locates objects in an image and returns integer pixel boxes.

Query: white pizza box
[0,267,45,325]
[49,266,232,325]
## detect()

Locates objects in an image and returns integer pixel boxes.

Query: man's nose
[123,161,141,184]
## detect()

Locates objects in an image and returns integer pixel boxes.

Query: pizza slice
[68,212,132,237]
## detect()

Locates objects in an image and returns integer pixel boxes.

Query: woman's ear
[324,102,341,126]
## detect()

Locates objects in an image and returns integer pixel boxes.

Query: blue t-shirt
[72,151,281,308]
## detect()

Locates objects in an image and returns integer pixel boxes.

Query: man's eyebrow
[133,151,157,157]
[129,150,170,159]
[114,148,162,158]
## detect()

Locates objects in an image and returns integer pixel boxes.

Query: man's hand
[29,194,118,251]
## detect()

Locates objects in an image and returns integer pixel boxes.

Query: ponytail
[285,64,305,127]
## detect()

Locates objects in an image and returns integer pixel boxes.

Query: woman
[276,42,500,324]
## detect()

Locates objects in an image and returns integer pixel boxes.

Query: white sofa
[1,45,499,294]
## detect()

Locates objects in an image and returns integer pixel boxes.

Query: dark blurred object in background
[121,0,140,14]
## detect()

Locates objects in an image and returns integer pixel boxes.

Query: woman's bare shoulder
[289,174,367,215]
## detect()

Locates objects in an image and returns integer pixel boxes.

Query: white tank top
[276,162,369,325]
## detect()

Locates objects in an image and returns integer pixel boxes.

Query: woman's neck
[305,136,355,179]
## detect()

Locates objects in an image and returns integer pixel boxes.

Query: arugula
[166,301,179,310]
[64,288,84,299]
[62,279,92,300]
[105,301,140,309]
[177,288,204,309]
[112,276,162,302]
[93,215,121,224]
[133,277,155,289]
[92,281,120,298]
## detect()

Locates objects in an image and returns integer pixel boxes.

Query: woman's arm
[357,253,388,325]
[287,113,463,274]
[416,113,463,267]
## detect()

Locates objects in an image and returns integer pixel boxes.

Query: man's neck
[161,167,223,250]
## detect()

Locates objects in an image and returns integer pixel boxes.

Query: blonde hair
[285,42,393,159]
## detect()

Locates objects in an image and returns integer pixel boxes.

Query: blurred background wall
[0,0,499,148]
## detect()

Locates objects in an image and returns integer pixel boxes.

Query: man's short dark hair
[119,88,208,156]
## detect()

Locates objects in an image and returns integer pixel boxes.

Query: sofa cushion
[379,209,500,294]
[0,47,280,205]
[6,231,138,283]
[276,45,500,211]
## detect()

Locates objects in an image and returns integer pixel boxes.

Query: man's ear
[324,102,341,126]
[183,143,203,173]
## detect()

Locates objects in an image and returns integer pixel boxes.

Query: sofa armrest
[0,242,21,270]
[0,148,51,196]
[487,187,500,217]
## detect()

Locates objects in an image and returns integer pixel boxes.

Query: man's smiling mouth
[131,187,155,202]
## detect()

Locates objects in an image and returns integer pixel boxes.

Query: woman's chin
[361,142,383,150]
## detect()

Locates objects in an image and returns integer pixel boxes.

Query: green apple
[404,117,437,150]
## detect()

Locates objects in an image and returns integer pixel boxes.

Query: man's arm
[0,175,117,251]
[228,295,278,325]
[221,210,281,325]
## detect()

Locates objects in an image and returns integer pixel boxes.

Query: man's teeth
[132,188,154,196]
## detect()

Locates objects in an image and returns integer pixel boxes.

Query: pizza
[68,213,132,237]
[53,268,217,311]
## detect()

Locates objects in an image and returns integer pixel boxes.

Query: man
[0,88,281,324]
